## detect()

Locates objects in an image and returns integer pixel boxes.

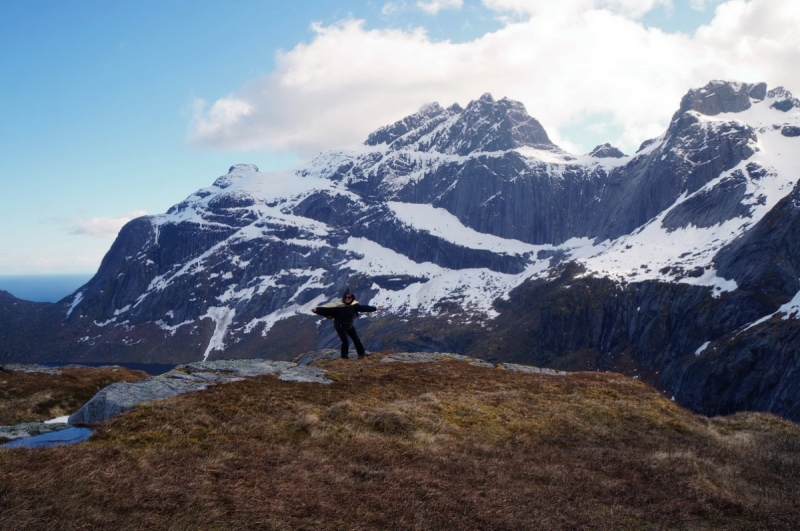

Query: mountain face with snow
[3,81,800,421]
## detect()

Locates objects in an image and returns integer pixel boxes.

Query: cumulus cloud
[188,0,800,155]
[70,210,148,240]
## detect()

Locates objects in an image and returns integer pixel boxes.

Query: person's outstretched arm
[313,306,337,317]
[353,304,384,312]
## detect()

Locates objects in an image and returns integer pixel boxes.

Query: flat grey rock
[68,378,209,425]
[381,352,569,374]
[68,358,300,425]
[294,349,371,365]
[293,349,339,365]
[0,364,61,375]
[59,364,124,371]
[175,359,294,378]
[381,352,472,363]
[278,365,332,384]
[500,363,567,376]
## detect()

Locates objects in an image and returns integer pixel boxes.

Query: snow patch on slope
[243,294,327,337]
[387,201,537,255]
[777,291,800,321]
[576,187,741,295]
[340,237,553,318]
[155,319,194,336]
[201,307,236,361]
[573,100,800,294]
[738,288,800,334]
[66,291,84,318]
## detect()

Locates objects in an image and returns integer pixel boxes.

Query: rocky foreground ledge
[3,350,798,530]
[69,351,566,425]
[67,358,331,425]
[2,352,567,439]
[0,363,146,443]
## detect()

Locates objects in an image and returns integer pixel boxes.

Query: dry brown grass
[0,366,147,426]
[1,356,799,530]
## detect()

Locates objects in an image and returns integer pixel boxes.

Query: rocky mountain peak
[228,163,259,174]
[675,80,767,119]
[435,94,552,155]
[364,94,552,155]
[363,102,453,147]
[767,86,800,112]
[213,164,260,189]
[589,143,626,158]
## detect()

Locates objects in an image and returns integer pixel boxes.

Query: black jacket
[314,303,377,329]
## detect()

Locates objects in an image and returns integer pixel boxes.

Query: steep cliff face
[661,315,800,422]
[715,179,800,299]
[3,81,800,422]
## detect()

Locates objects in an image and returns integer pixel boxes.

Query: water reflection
[2,427,93,449]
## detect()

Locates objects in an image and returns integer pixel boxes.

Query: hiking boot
[341,355,349,360]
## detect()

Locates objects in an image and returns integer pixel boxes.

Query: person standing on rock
[311,291,383,359]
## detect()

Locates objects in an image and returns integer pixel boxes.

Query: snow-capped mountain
[3,80,800,420]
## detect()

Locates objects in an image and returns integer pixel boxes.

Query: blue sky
[1,0,796,275]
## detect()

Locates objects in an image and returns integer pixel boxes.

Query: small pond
[2,427,93,449]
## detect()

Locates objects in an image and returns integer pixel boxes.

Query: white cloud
[70,210,148,240]
[188,0,800,156]
[417,0,464,15]
[190,98,253,146]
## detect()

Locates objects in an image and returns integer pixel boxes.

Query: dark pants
[335,324,365,358]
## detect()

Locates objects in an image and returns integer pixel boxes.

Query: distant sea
[0,274,94,303]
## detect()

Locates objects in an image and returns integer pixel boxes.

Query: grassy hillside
[0,365,147,427]
[1,355,799,530]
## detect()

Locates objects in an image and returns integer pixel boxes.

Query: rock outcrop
[68,359,328,425]
[57,352,558,427]
[676,80,766,117]
[589,143,626,158]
